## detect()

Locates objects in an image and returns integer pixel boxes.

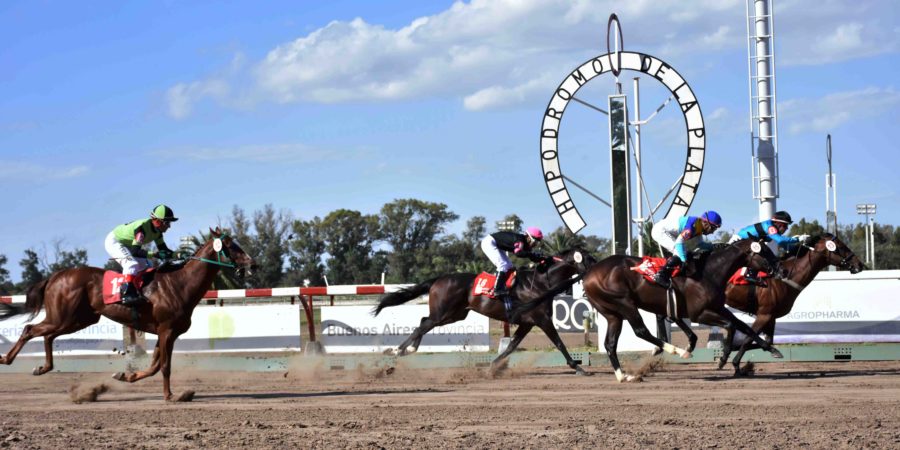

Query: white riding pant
[480,236,514,273]
[651,216,702,258]
[104,231,151,276]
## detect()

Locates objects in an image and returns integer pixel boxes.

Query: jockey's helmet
[701,210,722,228]
[151,204,179,222]
[772,211,793,224]
[525,226,544,241]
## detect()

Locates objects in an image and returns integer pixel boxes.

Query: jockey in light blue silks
[649,211,722,288]
[728,210,808,283]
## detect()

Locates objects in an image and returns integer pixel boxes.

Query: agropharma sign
[540,51,706,233]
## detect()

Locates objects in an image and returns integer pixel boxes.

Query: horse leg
[113,342,162,383]
[491,324,533,369]
[622,309,691,359]
[731,317,775,376]
[158,330,191,402]
[31,313,101,375]
[718,307,782,360]
[601,313,636,382]
[717,323,736,370]
[651,314,668,355]
[394,316,438,356]
[535,319,588,375]
[0,324,41,366]
[672,319,698,353]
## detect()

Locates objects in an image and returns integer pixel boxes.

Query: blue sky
[2,0,899,282]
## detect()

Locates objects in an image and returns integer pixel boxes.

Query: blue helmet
[701,210,722,228]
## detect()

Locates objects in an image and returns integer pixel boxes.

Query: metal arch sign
[540,51,706,233]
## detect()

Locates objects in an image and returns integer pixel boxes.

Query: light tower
[746,0,780,220]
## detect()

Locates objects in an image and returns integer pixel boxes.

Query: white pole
[633,77,643,257]
[754,0,777,220]
[870,217,876,269]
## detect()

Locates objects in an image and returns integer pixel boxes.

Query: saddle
[102,269,158,305]
[472,271,516,298]
[630,256,682,283]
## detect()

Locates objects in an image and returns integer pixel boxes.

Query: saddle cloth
[471,271,516,298]
[728,268,770,286]
[630,256,682,283]
[102,269,155,304]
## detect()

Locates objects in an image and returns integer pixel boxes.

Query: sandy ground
[1,358,899,449]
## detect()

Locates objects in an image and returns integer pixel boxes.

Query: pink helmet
[525,226,543,241]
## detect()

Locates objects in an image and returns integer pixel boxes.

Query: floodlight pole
[633,77,644,257]
[856,204,876,268]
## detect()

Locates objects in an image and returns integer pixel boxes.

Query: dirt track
[1,359,899,449]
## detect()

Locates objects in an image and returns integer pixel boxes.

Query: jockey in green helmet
[104,205,178,305]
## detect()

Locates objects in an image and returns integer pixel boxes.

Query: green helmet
[150,204,178,222]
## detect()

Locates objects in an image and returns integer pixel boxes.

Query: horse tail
[0,278,48,321]
[373,278,438,316]
[510,273,586,323]
[24,278,49,321]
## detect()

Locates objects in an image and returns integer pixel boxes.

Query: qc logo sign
[553,296,597,333]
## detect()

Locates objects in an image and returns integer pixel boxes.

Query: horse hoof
[574,366,591,376]
[770,348,784,359]
[32,367,42,376]
[382,348,396,356]
[679,350,692,359]
[716,359,727,370]
[650,347,663,356]
[112,372,127,381]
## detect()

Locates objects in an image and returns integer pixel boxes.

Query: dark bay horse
[516,239,784,381]
[374,248,595,375]
[0,228,253,401]
[716,234,865,373]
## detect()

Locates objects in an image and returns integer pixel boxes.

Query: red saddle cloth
[630,256,682,283]
[472,271,516,298]
[102,270,153,304]
[728,268,770,286]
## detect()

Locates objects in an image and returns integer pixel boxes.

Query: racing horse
[515,239,785,382]
[0,228,253,401]
[374,247,595,375]
[713,234,865,373]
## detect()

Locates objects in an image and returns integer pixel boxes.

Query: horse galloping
[515,239,785,381]
[716,234,865,373]
[374,248,595,374]
[0,228,254,401]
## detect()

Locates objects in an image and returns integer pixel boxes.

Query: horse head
[198,227,256,278]
[805,234,865,274]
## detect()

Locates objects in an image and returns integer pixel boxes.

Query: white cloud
[165,79,230,119]
[165,0,899,115]
[0,161,89,181]
[781,86,900,134]
[153,143,367,163]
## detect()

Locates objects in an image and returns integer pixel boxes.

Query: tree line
[2,201,898,294]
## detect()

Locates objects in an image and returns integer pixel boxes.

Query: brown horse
[0,228,254,401]
[516,239,784,381]
[374,248,595,375]
[716,234,865,373]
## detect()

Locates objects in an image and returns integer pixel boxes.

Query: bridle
[191,235,238,269]
[801,236,859,272]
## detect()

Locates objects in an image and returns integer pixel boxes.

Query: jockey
[649,211,722,288]
[728,210,807,283]
[104,204,178,305]
[480,227,545,300]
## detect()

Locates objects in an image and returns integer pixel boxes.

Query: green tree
[544,226,611,260]
[18,249,43,291]
[285,216,326,287]
[227,204,291,288]
[0,254,13,294]
[321,209,380,284]
[789,218,826,237]
[380,199,459,282]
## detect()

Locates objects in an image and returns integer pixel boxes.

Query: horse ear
[209,227,220,237]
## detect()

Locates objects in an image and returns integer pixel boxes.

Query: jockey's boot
[493,270,511,298]
[119,275,143,306]
[652,256,681,289]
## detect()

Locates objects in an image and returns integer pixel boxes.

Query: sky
[2,0,899,282]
